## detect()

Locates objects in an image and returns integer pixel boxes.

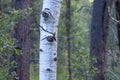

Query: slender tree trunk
[0,0,1,10]
[65,0,72,80]
[115,0,120,49]
[39,0,62,80]
[14,0,31,80]
[90,0,112,80]
[0,0,2,11]
[11,0,15,9]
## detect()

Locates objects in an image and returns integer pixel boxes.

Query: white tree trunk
[39,0,62,80]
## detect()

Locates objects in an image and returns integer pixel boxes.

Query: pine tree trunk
[65,0,72,80]
[14,0,31,80]
[90,0,112,80]
[39,0,62,80]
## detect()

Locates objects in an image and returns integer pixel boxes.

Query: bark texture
[14,0,31,80]
[90,0,112,80]
[66,0,72,80]
[39,0,62,80]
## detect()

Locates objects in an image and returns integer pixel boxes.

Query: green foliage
[29,0,42,61]
[1,0,120,80]
[0,8,17,79]
[0,8,32,53]
[0,4,32,79]
[57,0,95,80]
[30,63,39,80]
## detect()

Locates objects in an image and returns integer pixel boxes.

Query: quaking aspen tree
[39,0,62,80]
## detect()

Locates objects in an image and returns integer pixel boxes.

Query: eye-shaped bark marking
[47,36,56,42]
[46,68,51,72]
[41,32,56,42]
[42,11,49,20]
[42,8,54,21]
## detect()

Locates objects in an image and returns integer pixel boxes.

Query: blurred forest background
[0,0,120,80]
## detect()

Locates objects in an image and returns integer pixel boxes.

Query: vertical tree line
[116,0,120,49]
[0,0,2,10]
[10,0,31,80]
[90,0,113,80]
[90,0,108,80]
[39,0,62,80]
[1,0,120,80]
[65,0,72,80]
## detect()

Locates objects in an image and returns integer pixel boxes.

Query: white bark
[39,0,62,80]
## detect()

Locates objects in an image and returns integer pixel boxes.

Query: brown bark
[66,0,72,80]
[90,0,112,80]
[16,18,31,80]
[14,0,31,80]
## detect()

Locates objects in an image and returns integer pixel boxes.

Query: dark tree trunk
[0,0,2,12]
[66,0,72,80]
[90,0,112,80]
[14,0,31,80]
[16,18,31,80]
[115,0,120,49]
[11,0,15,9]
